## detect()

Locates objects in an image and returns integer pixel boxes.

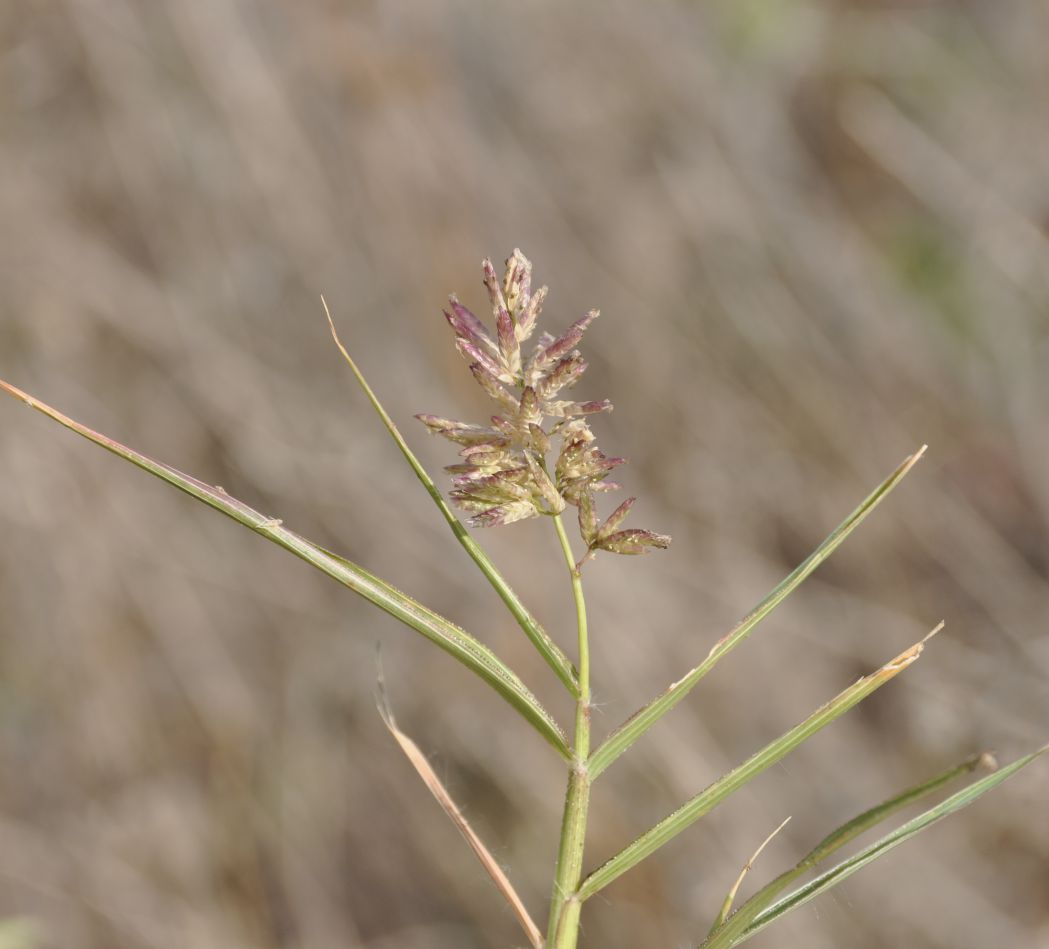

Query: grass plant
[0,250,1042,948]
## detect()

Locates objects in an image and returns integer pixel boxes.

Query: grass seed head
[419,250,671,561]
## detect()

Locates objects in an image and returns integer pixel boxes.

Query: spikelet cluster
[417,250,670,565]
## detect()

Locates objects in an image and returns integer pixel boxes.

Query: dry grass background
[1,2,1047,947]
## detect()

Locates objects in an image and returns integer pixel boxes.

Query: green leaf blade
[577,628,938,901]
[0,377,570,759]
[702,751,993,947]
[588,447,926,780]
[729,746,1047,948]
[324,302,580,696]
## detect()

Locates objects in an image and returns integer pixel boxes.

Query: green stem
[324,303,580,696]
[547,513,592,948]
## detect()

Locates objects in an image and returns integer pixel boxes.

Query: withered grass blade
[376,676,544,949]
[709,817,792,935]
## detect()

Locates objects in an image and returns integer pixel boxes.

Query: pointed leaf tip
[703,748,1030,947]
[728,745,1048,946]
[588,448,930,779]
[0,372,572,758]
[579,625,936,901]
[711,816,792,934]
[378,683,544,949]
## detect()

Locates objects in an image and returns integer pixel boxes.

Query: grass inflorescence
[0,249,1043,949]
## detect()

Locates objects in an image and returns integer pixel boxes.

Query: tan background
[1,2,1047,947]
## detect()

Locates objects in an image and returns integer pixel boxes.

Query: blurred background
[1,2,1047,947]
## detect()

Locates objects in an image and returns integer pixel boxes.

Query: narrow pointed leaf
[577,626,940,900]
[376,677,543,949]
[588,447,927,779]
[323,301,580,696]
[0,376,570,759]
[703,751,994,947]
[721,745,1047,948]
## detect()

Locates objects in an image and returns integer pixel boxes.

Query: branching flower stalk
[0,248,1042,949]
[416,250,670,946]
[415,249,669,559]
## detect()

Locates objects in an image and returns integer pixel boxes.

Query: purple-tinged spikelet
[417,250,670,562]
[445,300,497,355]
[596,528,672,556]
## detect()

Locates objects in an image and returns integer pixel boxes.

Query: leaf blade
[588,447,927,779]
[324,301,580,696]
[729,746,1047,947]
[702,751,994,947]
[577,626,940,900]
[0,377,570,759]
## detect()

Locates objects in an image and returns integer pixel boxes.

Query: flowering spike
[456,338,516,385]
[446,300,498,356]
[490,415,517,437]
[597,497,637,541]
[542,399,613,419]
[470,502,538,527]
[529,423,550,455]
[420,250,669,556]
[497,309,522,377]
[415,414,503,446]
[531,310,600,376]
[503,249,532,322]
[469,362,519,412]
[596,528,672,556]
[576,400,613,414]
[537,354,589,399]
[451,473,531,502]
[578,491,599,546]
[525,452,567,515]
[482,258,512,327]
[518,284,546,342]
[519,386,542,427]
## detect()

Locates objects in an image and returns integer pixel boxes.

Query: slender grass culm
[0,250,1044,948]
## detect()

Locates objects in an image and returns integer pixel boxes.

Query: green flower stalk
[417,249,671,565]
[418,250,671,947]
